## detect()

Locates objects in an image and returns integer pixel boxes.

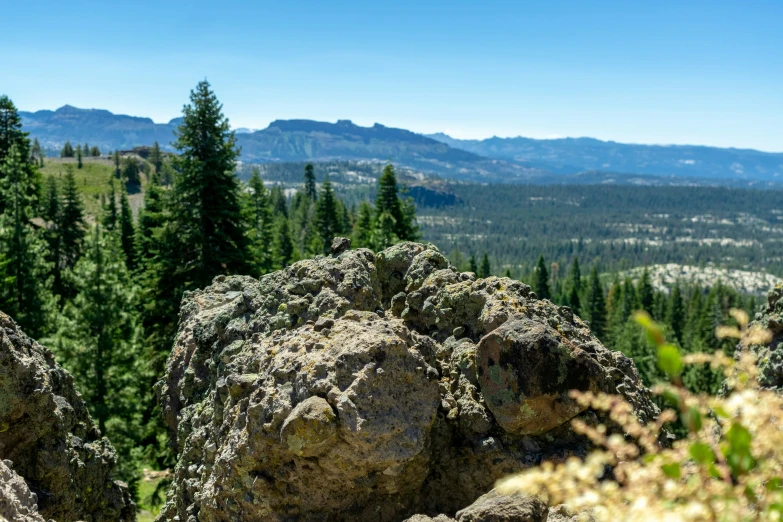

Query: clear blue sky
[2,1,781,151]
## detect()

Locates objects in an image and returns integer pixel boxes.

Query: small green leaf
[684,406,702,432]
[657,344,683,378]
[727,423,752,453]
[689,442,715,465]
[662,462,681,479]
[712,406,730,418]
[634,311,666,346]
[767,478,783,491]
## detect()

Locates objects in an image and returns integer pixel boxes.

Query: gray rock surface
[748,283,783,388]
[157,242,657,521]
[0,311,135,522]
[0,460,46,522]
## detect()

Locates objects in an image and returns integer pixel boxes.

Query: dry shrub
[498,310,782,522]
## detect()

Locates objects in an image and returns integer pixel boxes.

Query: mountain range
[20,105,783,185]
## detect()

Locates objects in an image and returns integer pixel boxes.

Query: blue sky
[2,1,781,151]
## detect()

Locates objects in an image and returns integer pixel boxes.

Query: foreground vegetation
[501,311,781,521]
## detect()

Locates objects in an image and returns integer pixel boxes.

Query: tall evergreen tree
[61,141,75,158]
[135,171,165,267]
[586,266,607,340]
[667,283,686,345]
[469,254,478,274]
[0,96,31,163]
[167,79,249,287]
[479,252,491,278]
[534,255,551,300]
[149,141,163,173]
[273,218,294,268]
[270,185,288,218]
[76,144,83,169]
[113,150,121,178]
[0,96,37,213]
[568,257,582,314]
[118,182,135,268]
[304,163,317,201]
[638,267,654,313]
[31,138,44,167]
[352,201,373,249]
[374,164,417,245]
[246,168,274,274]
[104,177,118,230]
[56,166,86,298]
[315,175,340,252]
[0,145,53,337]
[48,224,143,490]
[90,145,101,157]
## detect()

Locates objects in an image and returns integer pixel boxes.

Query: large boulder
[0,312,135,522]
[157,242,657,521]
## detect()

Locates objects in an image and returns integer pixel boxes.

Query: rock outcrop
[749,283,783,387]
[0,460,46,522]
[157,242,657,521]
[0,312,136,522]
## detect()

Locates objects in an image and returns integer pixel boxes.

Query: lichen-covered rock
[749,283,783,388]
[157,242,656,521]
[477,319,612,435]
[0,312,135,522]
[455,489,547,522]
[0,460,46,522]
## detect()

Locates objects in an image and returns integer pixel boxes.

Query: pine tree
[586,266,607,340]
[352,201,373,249]
[479,252,491,278]
[149,141,163,173]
[104,177,118,230]
[83,143,89,156]
[48,224,143,490]
[61,141,75,158]
[638,268,654,312]
[304,163,317,201]
[246,168,274,274]
[270,185,288,218]
[76,144,83,169]
[374,164,417,245]
[0,145,53,337]
[118,182,135,268]
[469,254,478,274]
[90,145,101,157]
[273,218,294,268]
[31,138,44,167]
[135,171,165,267]
[667,283,686,345]
[0,96,32,163]
[113,150,121,178]
[56,166,86,298]
[568,257,582,314]
[534,255,551,300]
[0,96,38,213]
[166,80,249,287]
[315,175,340,252]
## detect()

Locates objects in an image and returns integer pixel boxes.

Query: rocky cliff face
[157,242,657,522]
[0,312,135,522]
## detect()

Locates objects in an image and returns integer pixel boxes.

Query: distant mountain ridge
[21,105,181,151]
[18,104,783,184]
[20,106,545,182]
[427,133,783,181]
